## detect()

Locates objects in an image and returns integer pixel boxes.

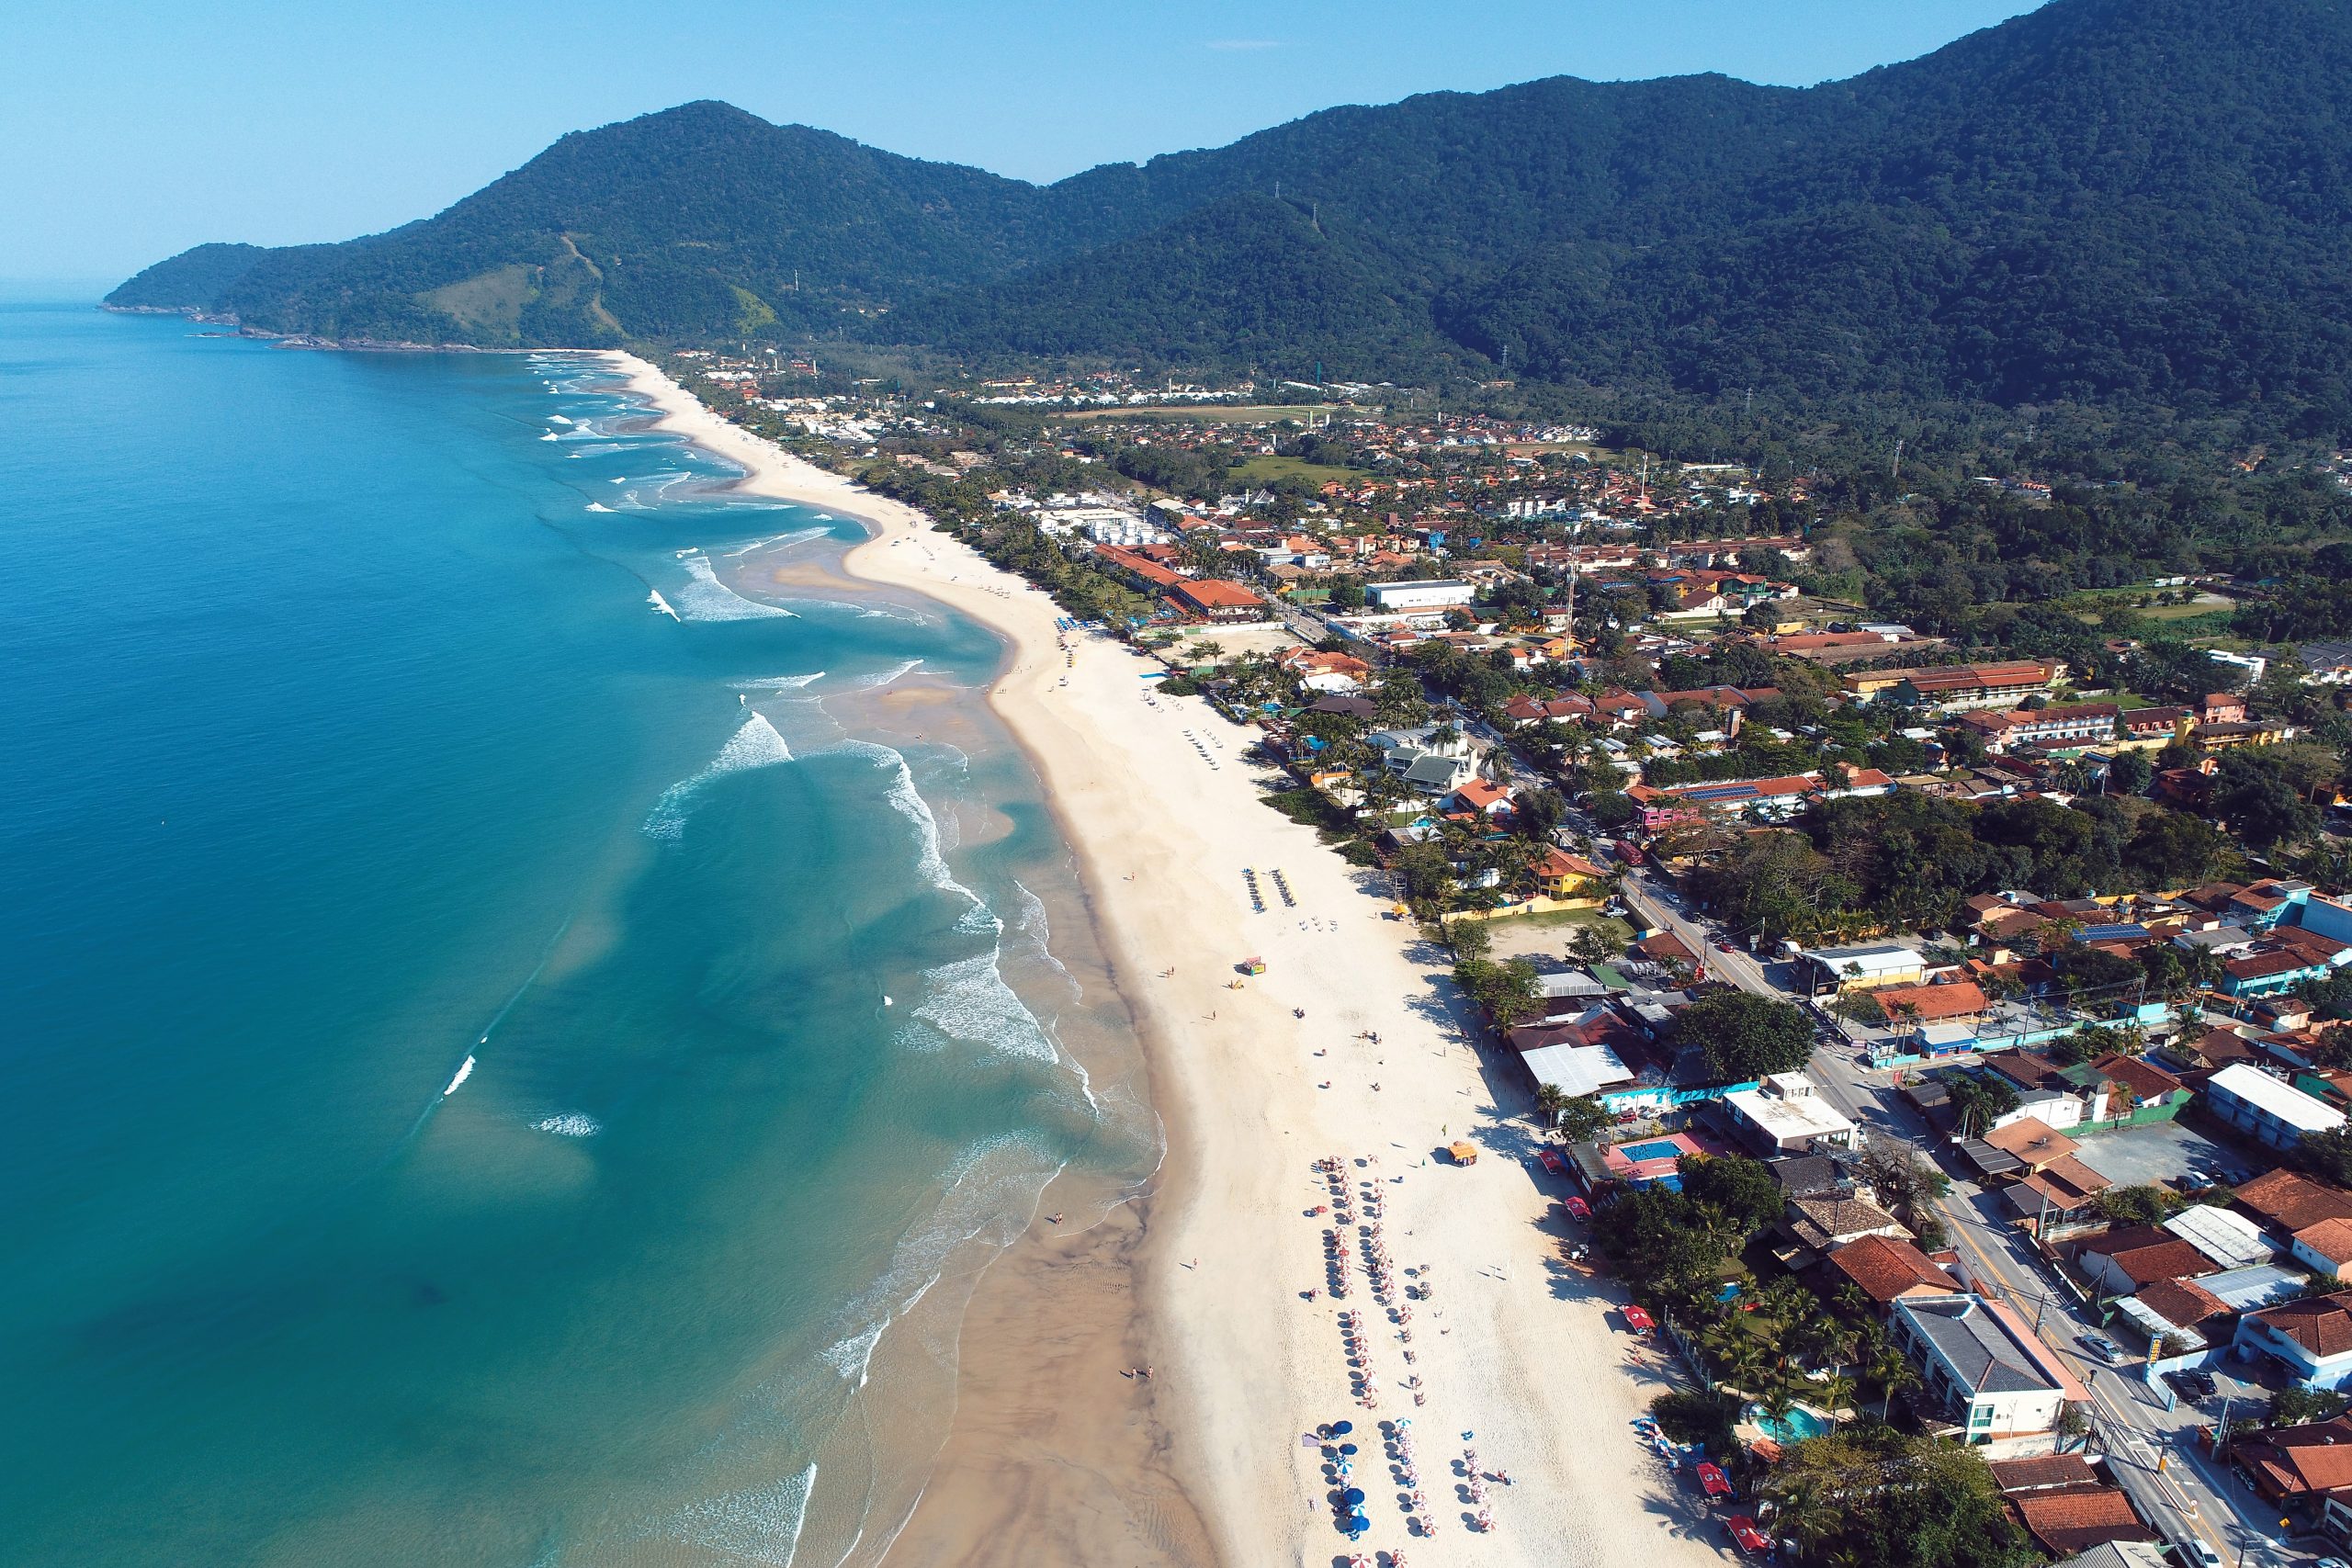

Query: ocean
[0,300,1155,1566]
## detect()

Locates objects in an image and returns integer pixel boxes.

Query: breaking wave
[723,526,832,558]
[643,713,796,840]
[655,1464,814,1567]
[674,556,798,621]
[534,1112,602,1138]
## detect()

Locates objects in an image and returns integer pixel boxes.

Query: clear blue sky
[6,0,2045,286]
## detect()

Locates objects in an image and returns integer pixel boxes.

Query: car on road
[2164,1369,2218,1402]
[2076,1333,2126,1365]
[2181,1540,2222,1567]
[1715,941,1737,953]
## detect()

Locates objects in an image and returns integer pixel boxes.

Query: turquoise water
[0,302,1154,1566]
[1746,1404,1838,1443]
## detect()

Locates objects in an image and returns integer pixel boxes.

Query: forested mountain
[109,0,2352,424]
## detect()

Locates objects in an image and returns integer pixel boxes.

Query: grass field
[1228,454,1369,486]
[1051,403,1363,423]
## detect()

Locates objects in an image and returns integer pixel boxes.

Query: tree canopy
[1680,991,1815,1084]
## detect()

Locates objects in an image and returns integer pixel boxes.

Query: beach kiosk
[1446,1140,1479,1166]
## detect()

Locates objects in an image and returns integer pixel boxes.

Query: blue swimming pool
[1746,1404,1837,1443]
[1618,1138,1686,1163]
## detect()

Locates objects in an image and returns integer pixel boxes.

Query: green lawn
[1229,454,1370,486]
[1051,403,1357,423]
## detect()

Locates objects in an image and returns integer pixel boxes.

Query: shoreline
[601,353,1219,1567]
[603,351,1735,1568]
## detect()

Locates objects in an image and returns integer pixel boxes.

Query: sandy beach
[606,352,1733,1568]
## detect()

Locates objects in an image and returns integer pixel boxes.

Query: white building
[2205,1063,2346,1150]
[1721,1073,1858,1154]
[1891,1294,2086,1455]
[1795,942,1928,996]
[1365,581,1476,613]
[2207,649,2268,685]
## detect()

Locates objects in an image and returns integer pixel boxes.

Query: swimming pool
[1746,1404,1837,1443]
[1617,1138,1687,1163]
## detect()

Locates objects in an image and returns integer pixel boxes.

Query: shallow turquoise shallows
[0,301,1149,1567]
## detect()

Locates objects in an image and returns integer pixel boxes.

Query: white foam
[907,950,1057,1063]
[648,589,680,621]
[1011,878,1082,999]
[816,1132,1067,1392]
[643,712,797,840]
[443,1055,476,1096]
[548,414,573,426]
[820,1322,886,1386]
[659,1464,814,1567]
[829,740,968,904]
[534,1111,602,1137]
[673,556,798,622]
[539,431,559,441]
[858,658,923,689]
[736,672,824,690]
[722,526,831,558]
[586,501,613,513]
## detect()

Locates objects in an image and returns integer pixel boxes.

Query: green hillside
[105,0,2352,429]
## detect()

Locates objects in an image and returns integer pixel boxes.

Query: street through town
[1615,869,2302,1566]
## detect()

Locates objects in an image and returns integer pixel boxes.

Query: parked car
[2164,1369,2217,1401]
[1714,941,1736,953]
[2077,1333,2126,1365]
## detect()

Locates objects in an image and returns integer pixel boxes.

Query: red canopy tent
[1622,1305,1655,1334]
[1697,1462,1731,1498]
[1563,1194,1591,1220]
[1727,1515,1770,1556]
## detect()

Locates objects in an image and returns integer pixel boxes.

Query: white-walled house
[1891,1294,2086,1456]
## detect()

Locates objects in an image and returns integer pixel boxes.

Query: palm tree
[1865,1343,1917,1421]
[1815,1373,1858,1418]
[1719,1337,1770,1396]
[1533,1082,1567,1127]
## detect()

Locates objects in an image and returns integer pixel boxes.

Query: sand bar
[605,351,1732,1568]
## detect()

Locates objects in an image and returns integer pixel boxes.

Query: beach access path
[605,354,1732,1568]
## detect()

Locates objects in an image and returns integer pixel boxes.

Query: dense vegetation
[1688,789,2236,943]
[110,0,2352,445]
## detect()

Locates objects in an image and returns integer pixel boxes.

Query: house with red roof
[2235,1289,2352,1388]
[1451,778,1512,818]
[1532,848,1605,900]
[1822,1233,1962,1310]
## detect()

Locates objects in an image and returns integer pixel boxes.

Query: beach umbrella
[1332,1420,1353,1435]
[1342,1487,1366,1506]
[1339,1443,1358,1455]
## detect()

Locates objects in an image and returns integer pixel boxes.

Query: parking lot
[2074,1117,2258,1191]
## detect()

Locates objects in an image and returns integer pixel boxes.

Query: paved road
[1616,865,2308,1566]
